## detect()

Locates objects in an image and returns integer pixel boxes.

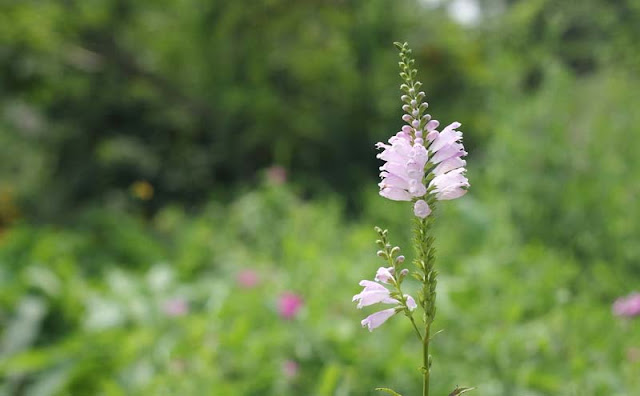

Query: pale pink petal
[405,295,417,311]
[358,280,387,290]
[380,187,412,201]
[433,157,466,176]
[429,168,469,200]
[408,179,427,197]
[353,289,396,308]
[361,308,397,331]
[430,122,462,153]
[430,142,466,164]
[375,267,395,283]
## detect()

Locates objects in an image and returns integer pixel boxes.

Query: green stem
[423,324,430,396]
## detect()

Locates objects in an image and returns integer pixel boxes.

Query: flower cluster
[375,61,469,218]
[353,266,417,331]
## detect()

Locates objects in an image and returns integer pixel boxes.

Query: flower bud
[401,95,410,102]
[402,104,411,112]
[408,87,415,95]
[410,99,417,107]
[402,114,412,122]
[411,119,420,128]
[396,255,405,263]
[400,269,409,277]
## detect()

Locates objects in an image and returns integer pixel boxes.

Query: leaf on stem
[449,386,476,396]
[375,387,403,396]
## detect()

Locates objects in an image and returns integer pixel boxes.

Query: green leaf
[449,386,476,396]
[375,387,403,396]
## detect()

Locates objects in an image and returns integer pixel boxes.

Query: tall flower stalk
[353,42,472,396]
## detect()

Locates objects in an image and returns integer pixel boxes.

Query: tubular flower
[354,273,417,332]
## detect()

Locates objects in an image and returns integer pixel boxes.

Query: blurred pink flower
[237,269,260,288]
[613,292,640,318]
[266,165,287,185]
[163,298,188,317]
[282,359,299,379]
[278,292,304,319]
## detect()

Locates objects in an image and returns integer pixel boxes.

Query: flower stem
[423,324,430,396]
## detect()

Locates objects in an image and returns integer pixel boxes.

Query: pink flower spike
[278,292,304,319]
[414,199,431,218]
[361,308,397,331]
[375,267,395,283]
[237,269,260,288]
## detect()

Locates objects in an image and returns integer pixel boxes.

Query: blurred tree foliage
[0,0,639,222]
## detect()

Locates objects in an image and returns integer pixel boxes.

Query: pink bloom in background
[237,269,260,288]
[278,292,304,319]
[266,165,287,185]
[163,298,189,317]
[282,359,299,379]
[613,292,640,318]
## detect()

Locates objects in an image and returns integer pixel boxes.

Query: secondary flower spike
[353,270,417,332]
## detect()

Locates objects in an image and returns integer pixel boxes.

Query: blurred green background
[1,0,640,395]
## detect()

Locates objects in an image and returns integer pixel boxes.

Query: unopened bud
[401,95,410,102]
[402,114,412,122]
[410,99,417,107]
[400,269,409,276]
[402,104,411,112]
[396,255,405,263]
[408,87,415,95]
[411,120,420,128]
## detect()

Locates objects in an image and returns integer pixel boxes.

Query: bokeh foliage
[1,0,640,395]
